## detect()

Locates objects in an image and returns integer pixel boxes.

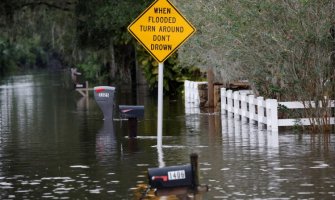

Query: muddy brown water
[0,72,334,199]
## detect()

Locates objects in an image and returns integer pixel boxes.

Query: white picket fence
[184,80,207,106]
[184,81,335,132]
[221,88,335,132]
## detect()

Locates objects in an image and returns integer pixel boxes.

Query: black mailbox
[119,105,144,138]
[146,154,208,198]
[148,164,193,189]
[94,86,115,120]
[119,105,144,119]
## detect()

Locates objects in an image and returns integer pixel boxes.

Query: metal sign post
[128,0,196,148]
[157,62,164,148]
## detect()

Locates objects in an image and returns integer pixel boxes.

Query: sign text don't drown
[128,0,195,63]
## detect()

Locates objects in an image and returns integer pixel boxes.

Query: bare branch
[15,0,77,12]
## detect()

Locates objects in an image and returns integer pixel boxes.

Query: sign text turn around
[128,0,196,63]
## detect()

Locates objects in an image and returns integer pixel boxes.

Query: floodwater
[0,72,334,200]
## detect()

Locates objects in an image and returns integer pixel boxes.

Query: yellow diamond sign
[128,0,196,63]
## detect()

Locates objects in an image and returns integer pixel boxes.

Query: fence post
[227,90,233,116]
[184,80,190,103]
[266,99,278,132]
[221,88,227,113]
[233,91,240,119]
[248,95,255,124]
[189,82,194,104]
[241,93,247,122]
[257,97,265,128]
[193,82,198,104]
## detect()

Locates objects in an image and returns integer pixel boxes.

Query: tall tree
[177,0,335,129]
[177,0,335,100]
[74,0,150,84]
[0,0,77,73]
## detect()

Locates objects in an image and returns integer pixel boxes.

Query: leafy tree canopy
[177,0,335,100]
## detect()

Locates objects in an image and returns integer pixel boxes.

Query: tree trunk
[207,67,214,108]
[109,42,116,80]
[135,49,147,85]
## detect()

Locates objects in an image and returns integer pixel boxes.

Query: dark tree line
[0,0,150,85]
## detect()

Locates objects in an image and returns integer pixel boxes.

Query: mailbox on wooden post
[148,164,193,189]
[119,105,144,138]
[94,86,115,120]
[147,153,208,194]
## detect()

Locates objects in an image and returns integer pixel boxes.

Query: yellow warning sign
[128,0,196,63]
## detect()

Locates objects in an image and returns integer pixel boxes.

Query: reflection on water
[96,120,116,164]
[205,115,334,199]
[0,75,40,138]
[0,73,334,199]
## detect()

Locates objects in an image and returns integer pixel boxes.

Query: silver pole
[157,62,164,148]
